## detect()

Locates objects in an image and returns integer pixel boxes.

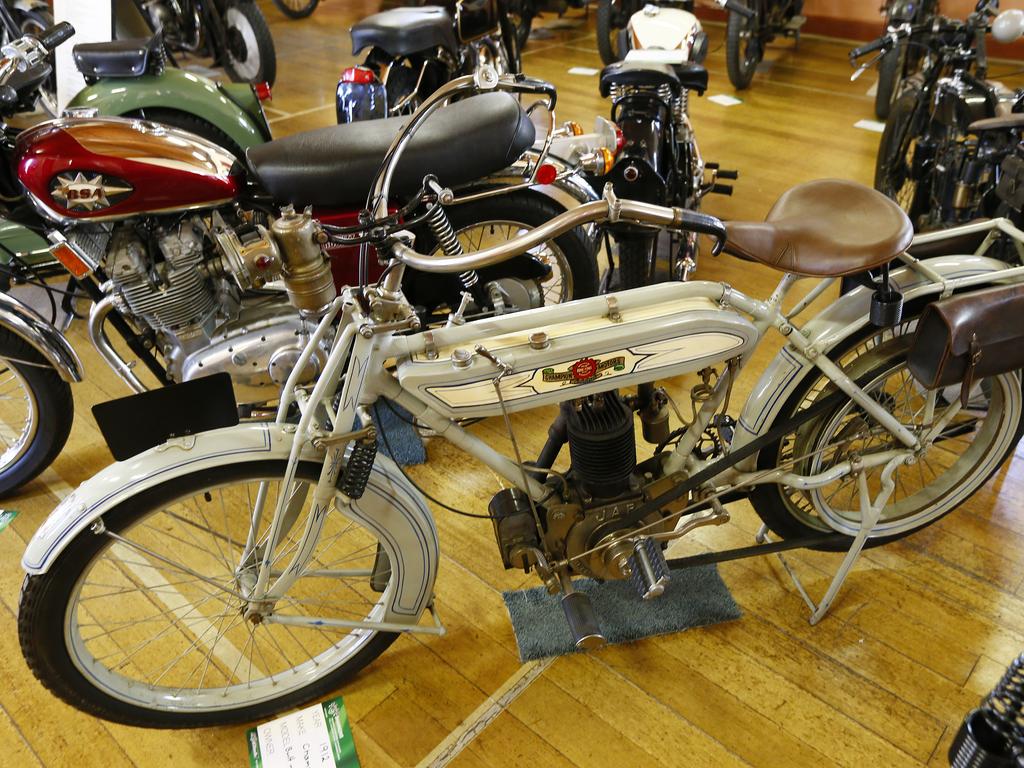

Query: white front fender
[734,255,1021,448]
[23,422,440,623]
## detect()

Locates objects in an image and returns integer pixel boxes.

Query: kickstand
[757,457,905,625]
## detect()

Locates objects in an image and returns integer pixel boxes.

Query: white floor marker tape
[708,94,742,107]
[568,66,600,76]
[866,80,879,98]
[416,657,555,768]
[854,119,886,133]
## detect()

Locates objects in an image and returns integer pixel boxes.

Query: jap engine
[489,387,680,593]
[68,207,333,403]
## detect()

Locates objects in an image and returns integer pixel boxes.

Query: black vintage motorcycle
[723,0,805,90]
[506,0,588,50]
[874,0,939,119]
[136,0,276,85]
[336,0,520,123]
[860,0,1022,231]
[594,58,738,289]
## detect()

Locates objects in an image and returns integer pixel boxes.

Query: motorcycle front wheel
[596,0,634,65]
[223,1,277,85]
[874,89,928,225]
[271,0,319,19]
[0,327,73,496]
[726,1,760,90]
[874,41,906,121]
[19,461,403,727]
[750,306,1024,551]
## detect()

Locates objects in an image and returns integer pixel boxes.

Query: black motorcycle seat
[351,6,458,57]
[247,92,536,208]
[73,34,164,80]
[968,113,1024,134]
[600,60,707,97]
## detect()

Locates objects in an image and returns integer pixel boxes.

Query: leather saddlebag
[907,284,1024,406]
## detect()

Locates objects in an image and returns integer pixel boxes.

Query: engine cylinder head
[566,391,636,499]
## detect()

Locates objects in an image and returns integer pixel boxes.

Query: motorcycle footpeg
[337,438,377,500]
[711,183,734,196]
[628,537,671,600]
[715,168,739,180]
[560,590,606,650]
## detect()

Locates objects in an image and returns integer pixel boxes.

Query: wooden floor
[3,2,1024,766]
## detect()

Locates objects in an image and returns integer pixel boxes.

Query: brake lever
[850,49,887,82]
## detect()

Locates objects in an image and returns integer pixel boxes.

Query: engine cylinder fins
[566,391,637,499]
[560,590,606,651]
[628,537,671,600]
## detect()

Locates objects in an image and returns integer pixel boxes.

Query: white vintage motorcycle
[18,74,1024,727]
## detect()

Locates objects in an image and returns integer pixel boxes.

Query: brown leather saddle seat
[724,179,913,277]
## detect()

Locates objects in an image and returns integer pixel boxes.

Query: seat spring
[426,202,478,290]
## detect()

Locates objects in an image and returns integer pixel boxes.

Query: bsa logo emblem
[49,172,133,212]
[543,355,626,385]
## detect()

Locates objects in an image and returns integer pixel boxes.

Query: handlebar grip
[722,0,756,20]
[36,22,74,52]
[675,208,728,255]
[849,35,890,60]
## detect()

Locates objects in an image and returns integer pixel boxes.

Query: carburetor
[271,205,337,311]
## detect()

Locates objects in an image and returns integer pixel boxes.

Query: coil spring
[425,202,478,289]
[673,91,688,125]
[609,84,685,128]
[338,439,377,500]
[983,652,1024,756]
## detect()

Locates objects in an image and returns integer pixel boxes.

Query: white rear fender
[23,422,439,624]
[734,256,1020,449]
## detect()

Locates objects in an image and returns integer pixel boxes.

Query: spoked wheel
[19,461,403,727]
[874,40,906,121]
[615,235,659,290]
[597,0,635,65]
[0,328,73,496]
[223,1,277,85]
[751,310,1024,551]
[271,0,319,20]
[410,192,599,317]
[874,90,928,224]
[726,1,760,90]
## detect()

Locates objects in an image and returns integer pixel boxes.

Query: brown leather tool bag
[907,284,1024,407]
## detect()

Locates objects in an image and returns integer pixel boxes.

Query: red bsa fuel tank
[15,117,242,221]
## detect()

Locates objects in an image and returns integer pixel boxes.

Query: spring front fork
[425,202,489,306]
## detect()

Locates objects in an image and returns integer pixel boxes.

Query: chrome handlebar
[385,186,729,275]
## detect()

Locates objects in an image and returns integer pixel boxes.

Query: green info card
[248,696,360,768]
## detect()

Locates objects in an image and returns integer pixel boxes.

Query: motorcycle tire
[506,0,534,51]
[0,326,73,497]
[410,191,599,312]
[271,0,319,20]
[874,41,906,121]
[223,0,277,86]
[15,7,57,117]
[19,460,401,727]
[125,108,243,160]
[726,1,760,90]
[874,89,928,224]
[597,0,631,65]
[749,301,1024,551]
[615,235,658,290]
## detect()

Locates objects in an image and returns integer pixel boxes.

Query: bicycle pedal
[628,537,671,600]
[337,438,377,499]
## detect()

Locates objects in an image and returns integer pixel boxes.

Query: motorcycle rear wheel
[750,307,1024,551]
[223,1,277,86]
[0,327,73,497]
[411,192,599,313]
[19,461,402,727]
